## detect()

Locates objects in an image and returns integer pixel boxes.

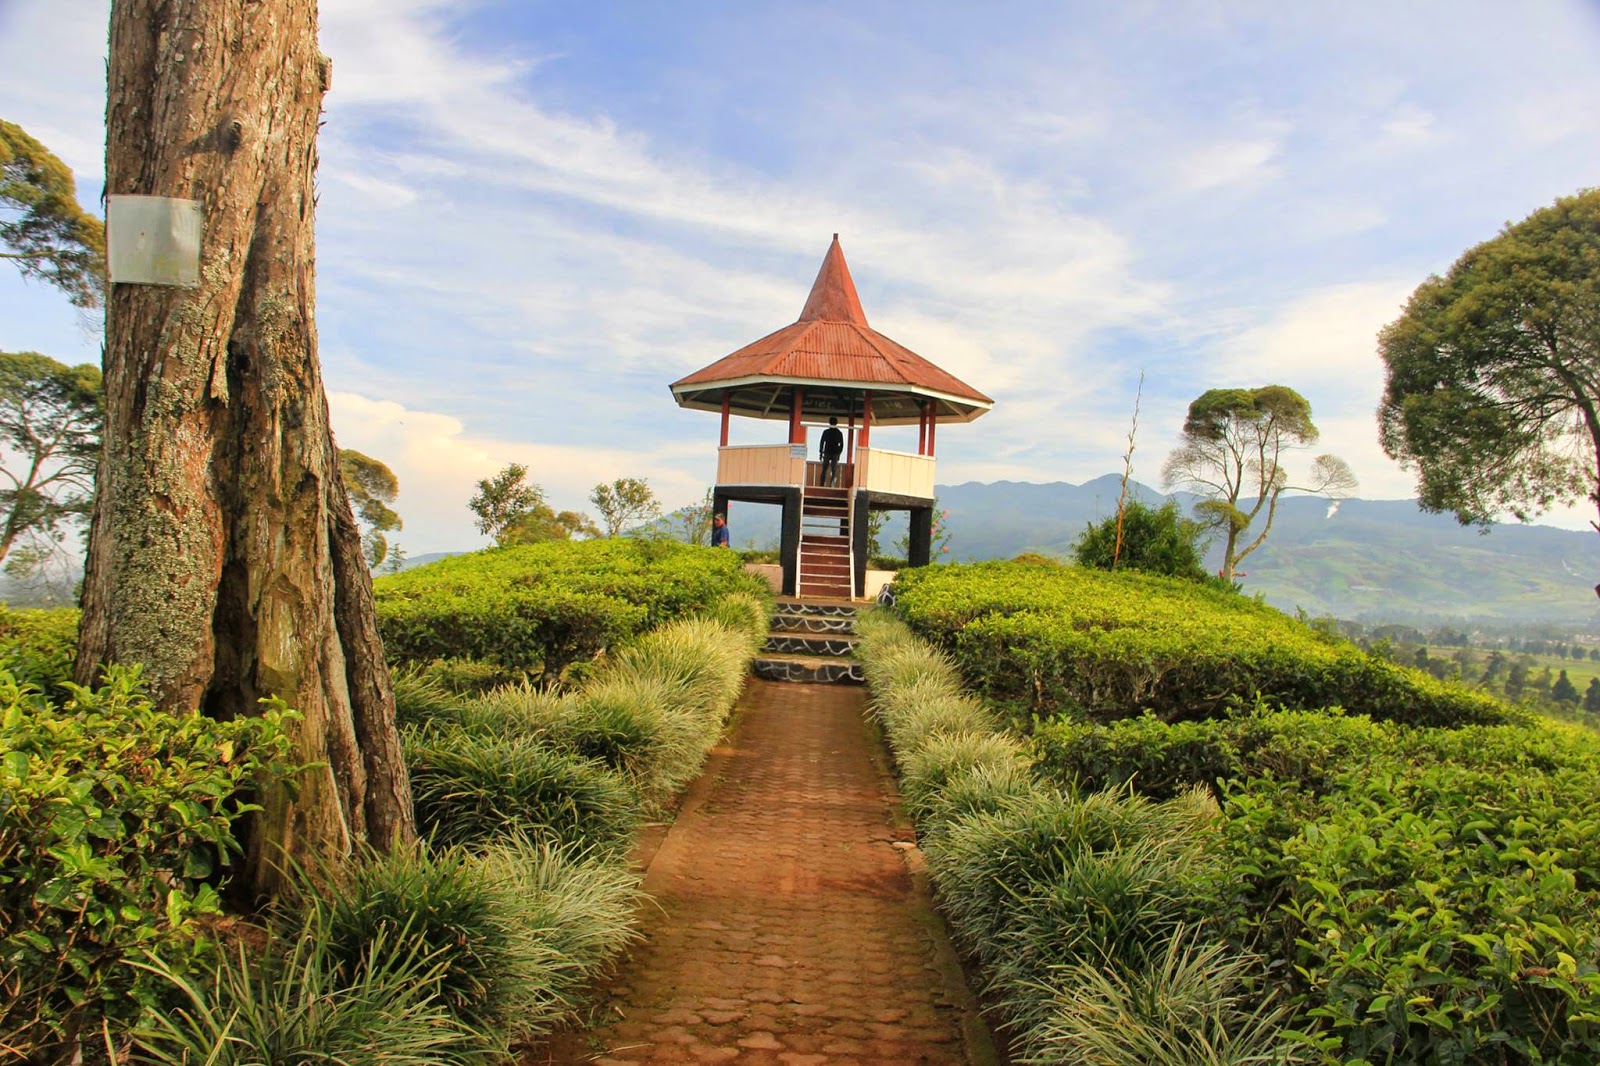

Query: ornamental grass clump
[315,841,640,1049]
[479,837,643,1016]
[405,728,638,853]
[898,730,1030,823]
[702,590,771,655]
[879,689,997,759]
[555,674,715,806]
[129,917,479,1066]
[603,617,748,724]
[1019,928,1310,1066]
[923,785,1219,969]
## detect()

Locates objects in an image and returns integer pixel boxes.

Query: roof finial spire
[799,234,867,324]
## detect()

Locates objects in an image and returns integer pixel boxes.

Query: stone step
[771,612,857,635]
[775,599,858,618]
[752,653,864,685]
[763,633,858,657]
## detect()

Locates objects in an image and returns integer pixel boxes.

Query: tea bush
[891,561,1520,728]
[0,666,295,1056]
[374,539,768,683]
[0,605,78,701]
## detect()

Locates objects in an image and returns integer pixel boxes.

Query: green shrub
[405,729,638,853]
[0,666,295,1056]
[1031,714,1237,799]
[129,916,477,1066]
[1071,498,1210,581]
[375,539,765,682]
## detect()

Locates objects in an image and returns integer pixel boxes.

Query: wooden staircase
[797,486,853,600]
[753,599,863,684]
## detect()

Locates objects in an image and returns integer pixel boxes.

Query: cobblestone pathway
[532,678,992,1065]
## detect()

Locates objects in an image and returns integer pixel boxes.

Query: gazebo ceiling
[670,236,993,426]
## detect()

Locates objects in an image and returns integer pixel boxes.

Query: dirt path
[532,678,992,1065]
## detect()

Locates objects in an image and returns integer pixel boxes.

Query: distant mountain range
[719,475,1600,627]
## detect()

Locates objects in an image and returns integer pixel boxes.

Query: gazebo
[670,236,993,599]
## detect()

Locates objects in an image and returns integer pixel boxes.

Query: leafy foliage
[1378,188,1600,530]
[0,605,77,702]
[0,120,105,309]
[0,668,296,1055]
[866,568,1600,1064]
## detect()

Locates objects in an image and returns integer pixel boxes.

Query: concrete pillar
[908,506,933,568]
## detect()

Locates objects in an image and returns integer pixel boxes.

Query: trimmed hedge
[374,538,768,684]
[891,561,1521,728]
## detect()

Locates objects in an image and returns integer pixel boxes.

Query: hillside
[936,477,1600,625]
[716,475,1600,624]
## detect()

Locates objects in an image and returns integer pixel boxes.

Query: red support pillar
[789,385,805,444]
[860,391,872,448]
[720,392,730,447]
[917,402,928,455]
[927,407,937,457]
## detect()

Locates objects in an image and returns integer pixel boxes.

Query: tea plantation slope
[373,539,769,684]
[891,560,1523,728]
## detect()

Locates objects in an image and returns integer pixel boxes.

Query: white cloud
[328,392,712,553]
[1171,137,1283,193]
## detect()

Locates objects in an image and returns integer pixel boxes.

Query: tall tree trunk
[81,0,414,898]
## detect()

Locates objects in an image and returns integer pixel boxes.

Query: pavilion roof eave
[670,374,993,425]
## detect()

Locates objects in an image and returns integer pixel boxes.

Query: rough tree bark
[80,0,415,897]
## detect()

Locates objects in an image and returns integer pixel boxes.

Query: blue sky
[3,0,1599,554]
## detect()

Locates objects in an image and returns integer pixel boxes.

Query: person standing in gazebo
[819,417,844,486]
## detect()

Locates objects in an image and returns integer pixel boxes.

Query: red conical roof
[670,236,992,426]
[797,234,868,325]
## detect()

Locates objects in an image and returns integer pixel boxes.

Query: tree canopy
[339,449,402,568]
[1378,188,1600,532]
[590,477,661,538]
[0,350,101,573]
[0,119,106,309]
[1163,385,1356,581]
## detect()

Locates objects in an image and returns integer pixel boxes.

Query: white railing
[855,446,935,499]
[716,443,807,486]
